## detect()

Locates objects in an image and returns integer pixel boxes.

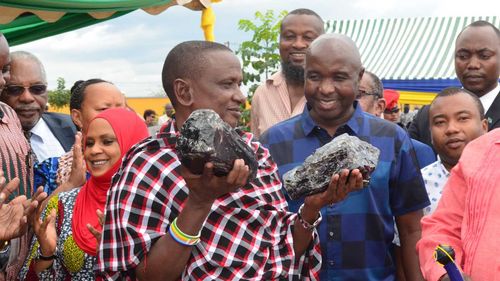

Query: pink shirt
[250,72,306,138]
[417,128,500,281]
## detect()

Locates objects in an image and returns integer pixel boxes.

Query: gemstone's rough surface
[283,133,380,200]
[176,109,258,181]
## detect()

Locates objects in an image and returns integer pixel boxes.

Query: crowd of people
[0,7,499,281]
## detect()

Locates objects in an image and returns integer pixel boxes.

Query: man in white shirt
[0,51,76,161]
[422,87,488,215]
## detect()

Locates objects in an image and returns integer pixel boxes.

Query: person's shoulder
[361,113,402,137]
[421,160,439,173]
[121,133,178,170]
[0,101,18,119]
[43,111,71,119]
[260,114,301,144]
[43,112,75,126]
[254,71,283,92]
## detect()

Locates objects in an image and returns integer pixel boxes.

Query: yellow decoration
[200,0,222,41]
[63,236,85,273]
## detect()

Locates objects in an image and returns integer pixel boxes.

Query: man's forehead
[281,14,323,32]
[456,26,500,47]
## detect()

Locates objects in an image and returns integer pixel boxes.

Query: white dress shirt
[479,82,500,114]
[30,118,66,162]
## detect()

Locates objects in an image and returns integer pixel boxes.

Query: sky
[11,0,500,97]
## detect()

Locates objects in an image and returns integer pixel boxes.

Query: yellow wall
[399,91,436,109]
[49,97,172,117]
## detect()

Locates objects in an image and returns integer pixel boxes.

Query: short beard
[281,61,304,86]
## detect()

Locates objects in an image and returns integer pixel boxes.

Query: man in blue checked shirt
[261,34,430,281]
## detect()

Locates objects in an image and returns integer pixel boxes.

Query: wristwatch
[36,247,57,261]
[297,204,323,231]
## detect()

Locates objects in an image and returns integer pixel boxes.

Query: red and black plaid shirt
[96,120,321,280]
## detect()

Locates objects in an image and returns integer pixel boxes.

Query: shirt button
[329,260,334,267]
[329,231,334,237]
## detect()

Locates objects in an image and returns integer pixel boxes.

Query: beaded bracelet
[168,218,201,246]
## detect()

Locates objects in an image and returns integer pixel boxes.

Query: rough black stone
[283,133,380,200]
[176,109,258,181]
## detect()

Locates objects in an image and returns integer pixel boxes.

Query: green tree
[236,9,287,131]
[48,77,71,110]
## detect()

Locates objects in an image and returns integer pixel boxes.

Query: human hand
[86,209,104,253]
[0,175,30,241]
[24,186,48,225]
[32,202,57,256]
[182,159,250,207]
[304,169,363,213]
[68,132,86,188]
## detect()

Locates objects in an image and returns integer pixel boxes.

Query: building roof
[325,16,499,80]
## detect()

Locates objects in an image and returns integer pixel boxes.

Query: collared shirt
[421,158,450,216]
[0,102,33,198]
[30,118,65,162]
[96,120,322,280]
[251,71,306,138]
[479,82,500,114]
[0,102,33,281]
[261,103,430,280]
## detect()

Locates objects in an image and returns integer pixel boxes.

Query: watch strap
[37,247,57,261]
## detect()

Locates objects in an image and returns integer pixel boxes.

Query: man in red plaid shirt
[96,41,364,281]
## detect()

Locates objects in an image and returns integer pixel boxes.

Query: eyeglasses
[384,108,400,114]
[356,90,380,99]
[2,84,47,96]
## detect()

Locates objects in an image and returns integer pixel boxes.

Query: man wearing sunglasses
[0,51,76,162]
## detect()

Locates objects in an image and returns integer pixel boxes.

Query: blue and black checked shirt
[261,103,430,280]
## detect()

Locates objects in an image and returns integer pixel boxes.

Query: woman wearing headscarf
[19,108,148,280]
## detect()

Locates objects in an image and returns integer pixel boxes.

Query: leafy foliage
[47,77,70,110]
[236,10,287,131]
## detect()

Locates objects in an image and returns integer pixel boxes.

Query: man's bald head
[307,33,362,70]
[304,33,364,132]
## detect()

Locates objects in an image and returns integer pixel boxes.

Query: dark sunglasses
[384,107,400,114]
[2,84,47,96]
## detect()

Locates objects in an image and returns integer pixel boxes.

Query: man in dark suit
[0,51,76,161]
[409,20,500,148]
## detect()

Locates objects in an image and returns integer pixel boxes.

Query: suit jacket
[485,90,500,130]
[408,105,434,152]
[41,112,77,152]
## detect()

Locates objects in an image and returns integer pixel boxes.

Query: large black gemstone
[283,133,380,200]
[176,109,258,182]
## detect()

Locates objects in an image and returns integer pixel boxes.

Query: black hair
[143,109,156,119]
[431,87,485,119]
[364,71,384,98]
[457,20,500,41]
[161,40,232,107]
[69,78,112,111]
[281,8,325,33]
